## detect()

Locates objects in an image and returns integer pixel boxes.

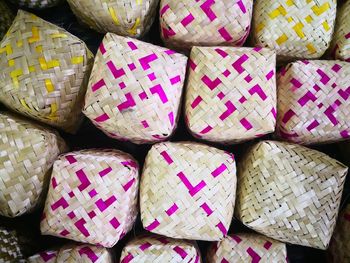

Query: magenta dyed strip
[145,219,160,231]
[247,247,261,263]
[181,13,195,26]
[317,69,330,85]
[216,222,227,235]
[79,247,98,263]
[65,155,77,164]
[231,234,242,243]
[200,125,213,134]
[191,96,203,109]
[253,47,262,52]
[121,253,134,263]
[341,130,349,138]
[271,107,277,119]
[264,241,272,250]
[201,76,222,90]
[139,242,152,251]
[249,84,267,101]
[215,48,228,58]
[237,0,247,13]
[117,93,136,111]
[220,101,236,121]
[200,0,216,21]
[298,91,317,106]
[150,84,168,103]
[99,167,112,177]
[338,89,349,100]
[91,79,106,92]
[195,254,200,263]
[170,75,181,85]
[332,64,342,72]
[324,106,338,125]
[266,70,274,80]
[222,259,229,263]
[127,41,137,50]
[279,129,299,139]
[189,59,197,70]
[200,202,213,216]
[240,118,253,130]
[123,178,135,192]
[160,4,170,16]
[160,150,173,164]
[168,112,174,126]
[121,160,138,168]
[173,246,188,259]
[40,251,57,262]
[94,113,110,123]
[166,203,178,216]
[75,218,90,237]
[110,217,120,229]
[95,196,116,212]
[139,53,158,70]
[165,49,176,55]
[345,32,350,39]
[282,109,295,124]
[76,169,91,191]
[177,172,206,196]
[211,163,227,177]
[232,54,248,74]
[51,197,68,211]
[67,211,75,219]
[99,43,106,54]
[141,120,149,128]
[107,61,125,79]
[162,27,176,39]
[59,229,69,236]
[307,120,320,131]
[290,78,302,90]
[218,91,225,100]
[157,237,170,244]
[51,177,57,188]
[218,27,233,41]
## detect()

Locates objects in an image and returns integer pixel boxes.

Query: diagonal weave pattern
[140,142,236,241]
[236,141,348,249]
[207,233,287,263]
[0,228,25,263]
[0,10,94,133]
[83,33,187,144]
[276,60,350,145]
[160,0,253,50]
[0,1,14,40]
[8,0,63,9]
[40,149,139,247]
[0,112,67,217]
[120,235,201,263]
[252,0,337,61]
[67,0,159,37]
[185,46,276,144]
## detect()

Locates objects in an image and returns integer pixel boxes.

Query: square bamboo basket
[40,149,139,247]
[0,228,25,263]
[8,0,63,9]
[83,33,187,144]
[277,60,350,144]
[0,112,67,217]
[0,1,14,40]
[236,141,348,249]
[140,142,236,241]
[0,10,94,133]
[160,0,253,51]
[207,233,287,263]
[120,235,201,263]
[185,46,276,144]
[252,0,337,61]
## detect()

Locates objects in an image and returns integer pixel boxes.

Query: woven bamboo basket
[207,233,287,263]
[252,0,337,61]
[0,112,67,217]
[8,0,63,9]
[40,149,139,247]
[120,235,201,263]
[185,46,276,144]
[0,10,94,133]
[28,244,113,262]
[140,141,236,241]
[236,140,348,249]
[160,0,253,51]
[0,1,14,40]
[67,0,159,37]
[328,203,350,263]
[276,60,350,145]
[330,0,350,62]
[83,33,187,144]
[0,228,25,263]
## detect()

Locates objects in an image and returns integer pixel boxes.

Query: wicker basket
[185,46,276,144]
[120,234,201,263]
[252,0,337,61]
[8,0,63,9]
[0,10,94,133]
[0,112,67,217]
[160,0,253,51]
[207,233,287,263]
[140,141,236,241]
[40,149,139,247]
[28,244,113,262]
[0,228,25,263]
[330,0,350,62]
[328,203,350,263]
[236,140,348,249]
[83,33,187,144]
[0,1,14,40]
[276,60,350,145]
[67,0,159,37]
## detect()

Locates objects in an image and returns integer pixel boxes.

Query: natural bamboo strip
[0,228,25,263]
[0,0,14,40]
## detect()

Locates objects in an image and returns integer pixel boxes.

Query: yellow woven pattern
[0,228,24,263]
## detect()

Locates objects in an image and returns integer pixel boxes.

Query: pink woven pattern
[160,0,253,50]
[40,149,139,247]
[185,46,276,143]
[83,33,187,144]
[140,142,236,241]
[277,60,350,144]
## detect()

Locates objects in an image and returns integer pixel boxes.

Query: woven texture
[207,233,287,263]
[67,0,159,37]
[8,0,63,9]
[331,0,350,62]
[0,10,94,133]
[140,142,236,241]
[0,112,67,217]
[28,244,113,262]
[40,149,139,247]
[120,235,201,263]
[83,33,187,144]
[185,46,276,144]
[160,0,253,50]
[328,204,350,263]
[252,0,337,61]
[0,1,14,40]
[0,228,24,263]
[236,141,348,249]
[276,60,350,145]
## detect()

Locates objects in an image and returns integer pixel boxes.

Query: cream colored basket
[83,33,187,144]
[330,0,350,62]
[252,0,337,61]
[207,233,287,263]
[328,203,350,263]
[120,235,201,263]
[0,228,25,263]
[185,46,276,144]
[160,0,253,50]
[276,60,350,145]
[140,141,236,241]
[236,140,348,249]
[0,10,94,133]
[67,0,159,37]
[40,149,139,247]
[0,1,14,40]
[8,0,63,9]
[0,112,67,217]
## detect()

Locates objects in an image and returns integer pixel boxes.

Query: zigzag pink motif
[324,104,340,125]
[91,79,106,92]
[78,247,98,263]
[117,93,136,111]
[177,172,206,196]
[249,84,267,101]
[247,247,261,263]
[139,53,158,70]
[173,246,188,259]
[150,84,168,103]
[298,91,317,106]
[95,196,117,212]
[232,54,248,73]
[219,101,236,120]
[51,197,68,211]
[201,75,222,90]
[75,218,90,237]
[316,69,330,85]
[76,169,91,191]
[107,61,125,79]
[200,0,217,21]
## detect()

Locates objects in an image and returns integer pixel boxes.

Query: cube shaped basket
[0,0,14,40]
[185,46,276,144]
[40,149,139,247]
[236,140,348,249]
[140,141,236,241]
[0,228,25,263]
